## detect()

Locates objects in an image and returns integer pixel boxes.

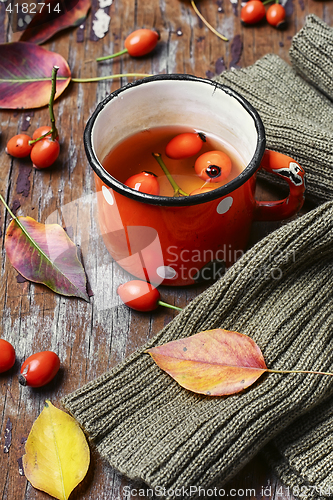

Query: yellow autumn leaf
[23,400,90,500]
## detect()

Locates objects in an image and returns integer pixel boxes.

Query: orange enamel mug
[84,75,305,286]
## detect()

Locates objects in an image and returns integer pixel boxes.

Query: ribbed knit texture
[215,16,333,205]
[263,395,333,500]
[256,16,333,499]
[63,201,333,498]
[289,14,333,101]
[63,15,333,499]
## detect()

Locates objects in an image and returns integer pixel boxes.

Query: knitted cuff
[290,14,333,102]
[214,54,333,205]
[63,201,333,498]
[263,394,333,500]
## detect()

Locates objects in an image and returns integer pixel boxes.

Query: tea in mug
[102,126,246,197]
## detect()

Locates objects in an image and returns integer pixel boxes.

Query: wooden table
[0,0,329,498]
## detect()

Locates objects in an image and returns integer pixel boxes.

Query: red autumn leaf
[19,0,91,45]
[0,43,71,109]
[5,216,89,301]
[147,329,267,396]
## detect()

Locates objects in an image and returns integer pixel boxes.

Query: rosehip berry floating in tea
[0,339,16,373]
[266,3,286,28]
[19,351,60,387]
[117,280,182,312]
[241,0,266,24]
[165,132,205,159]
[6,134,33,158]
[31,137,60,169]
[125,171,160,195]
[194,151,232,182]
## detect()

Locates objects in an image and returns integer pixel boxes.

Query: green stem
[262,0,274,5]
[71,73,152,83]
[28,66,59,145]
[96,48,129,62]
[158,300,183,311]
[49,66,59,142]
[267,368,333,377]
[152,153,189,197]
[29,130,52,146]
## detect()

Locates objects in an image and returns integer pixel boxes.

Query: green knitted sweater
[63,14,333,500]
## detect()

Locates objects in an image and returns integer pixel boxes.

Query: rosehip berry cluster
[241,0,286,29]
[6,67,61,170]
[6,126,60,169]
[0,338,60,387]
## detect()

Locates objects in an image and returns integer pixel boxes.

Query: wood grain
[0,0,329,498]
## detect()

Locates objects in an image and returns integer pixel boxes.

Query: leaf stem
[0,77,68,83]
[0,194,49,261]
[266,368,333,377]
[152,153,189,197]
[96,48,129,62]
[191,0,228,42]
[158,300,183,311]
[71,73,153,83]
[0,193,17,221]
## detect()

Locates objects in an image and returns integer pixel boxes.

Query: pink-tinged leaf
[20,0,91,45]
[5,216,89,301]
[0,43,71,109]
[147,329,267,396]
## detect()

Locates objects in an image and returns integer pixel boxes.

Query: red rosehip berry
[18,351,60,387]
[194,151,232,182]
[117,280,161,311]
[266,3,286,28]
[0,339,16,373]
[241,0,266,24]
[6,134,33,158]
[125,171,160,195]
[30,137,60,169]
[165,132,205,159]
[124,29,160,57]
[32,126,59,142]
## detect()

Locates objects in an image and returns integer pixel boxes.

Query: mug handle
[254,149,306,221]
